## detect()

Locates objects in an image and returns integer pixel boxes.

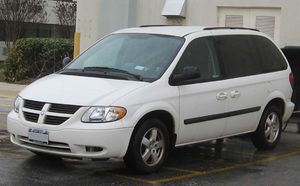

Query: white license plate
[28,128,49,145]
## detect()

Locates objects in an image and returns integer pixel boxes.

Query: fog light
[86,146,103,152]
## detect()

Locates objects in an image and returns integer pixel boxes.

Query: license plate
[28,128,49,145]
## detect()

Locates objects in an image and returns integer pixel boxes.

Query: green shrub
[4,38,73,82]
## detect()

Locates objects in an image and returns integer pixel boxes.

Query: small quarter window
[253,36,287,72]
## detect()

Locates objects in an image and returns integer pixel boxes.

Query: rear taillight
[289,72,295,89]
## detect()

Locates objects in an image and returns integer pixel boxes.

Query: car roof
[114,26,259,37]
[114,26,206,37]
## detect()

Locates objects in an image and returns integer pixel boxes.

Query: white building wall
[76,0,137,52]
[76,0,300,52]
[280,0,300,47]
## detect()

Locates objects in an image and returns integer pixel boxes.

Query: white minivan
[7,26,294,173]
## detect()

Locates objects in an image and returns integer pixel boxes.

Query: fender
[262,90,286,112]
[127,101,180,134]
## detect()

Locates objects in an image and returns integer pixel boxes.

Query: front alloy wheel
[124,119,169,173]
[140,127,165,167]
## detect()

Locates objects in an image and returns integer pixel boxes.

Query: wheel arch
[254,92,286,131]
[131,109,178,150]
[264,98,285,117]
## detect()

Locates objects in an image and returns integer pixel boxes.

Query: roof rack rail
[203,27,259,32]
[139,25,178,27]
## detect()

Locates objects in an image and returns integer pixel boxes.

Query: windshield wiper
[83,67,143,81]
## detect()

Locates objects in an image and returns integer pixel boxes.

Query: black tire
[297,124,300,133]
[251,106,282,150]
[124,118,170,174]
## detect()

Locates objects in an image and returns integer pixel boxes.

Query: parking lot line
[0,104,12,108]
[96,149,300,185]
[0,144,298,184]
[0,96,15,101]
[164,166,200,174]
[148,149,300,185]
[0,112,8,116]
[277,146,300,151]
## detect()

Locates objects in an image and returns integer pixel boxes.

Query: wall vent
[161,0,186,18]
[256,16,275,39]
[225,15,243,27]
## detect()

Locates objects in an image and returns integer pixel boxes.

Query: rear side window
[253,36,287,72]
[214,35,262,78]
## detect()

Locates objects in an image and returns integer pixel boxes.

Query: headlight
[14,96,22,113]
[81,106,126,123]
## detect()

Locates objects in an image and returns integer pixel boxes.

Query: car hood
[19,74,148,106]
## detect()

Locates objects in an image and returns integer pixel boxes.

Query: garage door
[218,8,281,44]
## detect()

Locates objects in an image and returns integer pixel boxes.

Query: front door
[174,35,228,145]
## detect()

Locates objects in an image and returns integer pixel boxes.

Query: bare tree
[0,0,47,48]
[54,0,76,38]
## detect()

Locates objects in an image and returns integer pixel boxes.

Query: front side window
[172,37,221,84]
[62,34,184,82]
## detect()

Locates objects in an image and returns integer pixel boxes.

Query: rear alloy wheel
[264,112,280,143]
[252,106,282,150]
[124,119,169,173]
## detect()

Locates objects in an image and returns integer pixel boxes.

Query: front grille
[44,115,69,125]
[23,112,39,123]
[24,99,45,110]
[49,103,80,114]
[22,99,81,125]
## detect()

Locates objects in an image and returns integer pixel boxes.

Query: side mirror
[170,66,200,85]
[62,57,72,67]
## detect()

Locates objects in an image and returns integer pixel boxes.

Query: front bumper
[7,111,133,159]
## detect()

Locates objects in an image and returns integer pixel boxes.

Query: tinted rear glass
[253,36,287,72]
[214,35,262,78]
[214,35,287,79]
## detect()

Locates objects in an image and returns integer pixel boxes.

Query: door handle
[230,90,241,98]
[216,92,228,100]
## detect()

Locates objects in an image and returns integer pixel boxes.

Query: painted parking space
[0,127,300,185]
[106,137,300,185]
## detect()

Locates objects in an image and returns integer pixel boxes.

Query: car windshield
[62,33,184,82]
